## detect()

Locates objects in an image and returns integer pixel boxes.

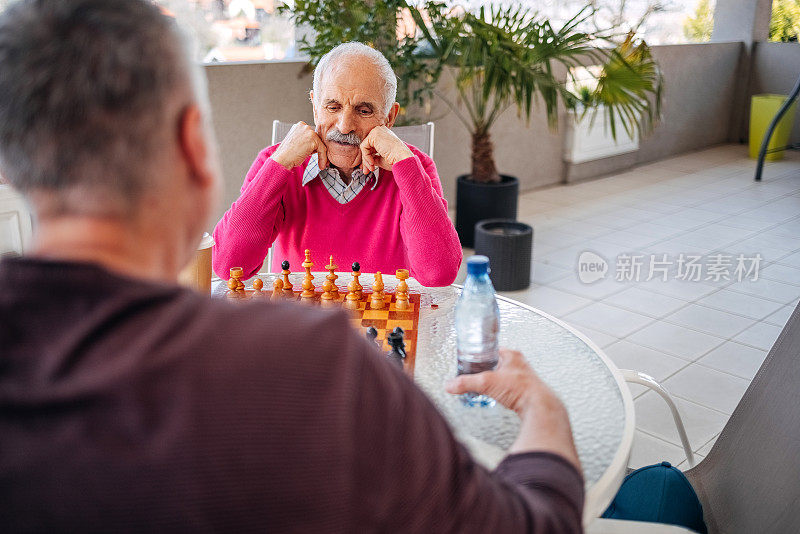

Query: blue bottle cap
[466,255,490,275]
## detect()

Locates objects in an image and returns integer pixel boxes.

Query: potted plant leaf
[410,5,664,246]
[565,33,663,164]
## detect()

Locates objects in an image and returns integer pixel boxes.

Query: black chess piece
[386,329,406,369]
[352,261,360,272]
[282,260,290,270]
[366,327,379,346]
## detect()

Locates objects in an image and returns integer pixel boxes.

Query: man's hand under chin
[359,125,414,174]
[271,121,329,170]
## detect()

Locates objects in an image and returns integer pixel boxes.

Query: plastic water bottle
[455,255,500,407]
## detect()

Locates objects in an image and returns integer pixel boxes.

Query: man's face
[312,59,390,170]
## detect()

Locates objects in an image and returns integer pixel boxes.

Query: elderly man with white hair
[212,42,462,287]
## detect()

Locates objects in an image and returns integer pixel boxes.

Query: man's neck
[333,165,355,184]
[30,216,188,283]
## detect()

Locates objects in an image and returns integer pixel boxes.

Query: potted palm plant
[410,5,663,247]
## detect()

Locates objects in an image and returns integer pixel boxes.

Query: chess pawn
[226,276,244,300]
[280,260,293,293]
[371,271,385,310]
[301,272,315,299]
[394,269,410,310]
[349,262,363,299]
[229,267,245,291]
[227,267,245,299]
[365,327,380,347]
[271,278,284,301]
[343,291,360,309]
[248,277,264,299]
[344,261,362,309]
[320,278,336,306]
[386,329,406,369]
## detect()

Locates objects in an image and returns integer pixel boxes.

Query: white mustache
[327,129,362,146]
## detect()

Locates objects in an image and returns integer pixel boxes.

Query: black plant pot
[455,174,519,248]
[474,219,533,291]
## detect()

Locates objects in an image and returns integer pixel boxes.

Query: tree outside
[769,0,800,41]
[683,0,714,41]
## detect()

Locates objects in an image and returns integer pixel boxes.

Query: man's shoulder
[185,295,363,372]
[194,295,349,345]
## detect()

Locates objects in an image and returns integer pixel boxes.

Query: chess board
[226,286,421,376]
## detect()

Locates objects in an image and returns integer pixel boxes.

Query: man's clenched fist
[271,121,329,170]
[359,125,414,174]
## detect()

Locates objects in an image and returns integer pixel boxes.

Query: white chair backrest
[271,120,435,158]
[271,120,294,147]
[391,122,435,158]
[685,300,800,533]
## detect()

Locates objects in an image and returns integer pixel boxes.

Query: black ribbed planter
[455,175,519,248]
[474,219,533,291]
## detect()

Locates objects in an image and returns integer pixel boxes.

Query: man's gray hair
[313,42,397,116]
[0,0,199,216]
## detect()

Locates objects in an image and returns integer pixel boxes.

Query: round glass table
[213,273,634,522]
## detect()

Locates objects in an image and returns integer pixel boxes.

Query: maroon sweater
[0,257,584,533]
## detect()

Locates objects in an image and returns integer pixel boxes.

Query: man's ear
[178,104,214,190]
[385,102,401,128]
[309,90,318,125]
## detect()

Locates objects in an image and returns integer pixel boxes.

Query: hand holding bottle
[446,348,581,470]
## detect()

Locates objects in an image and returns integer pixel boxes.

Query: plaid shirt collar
[302,154,380,204]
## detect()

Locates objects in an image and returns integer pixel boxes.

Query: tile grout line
[516,149,798,460]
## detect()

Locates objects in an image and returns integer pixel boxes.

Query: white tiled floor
[457,144,800,470]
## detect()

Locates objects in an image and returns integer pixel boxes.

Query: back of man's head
[0,0,196,217]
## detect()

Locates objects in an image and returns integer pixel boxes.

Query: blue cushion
[602,461,707,534]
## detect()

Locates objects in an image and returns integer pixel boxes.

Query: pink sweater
[213,144,462,287]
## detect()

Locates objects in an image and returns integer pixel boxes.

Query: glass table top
[213,273,630,506]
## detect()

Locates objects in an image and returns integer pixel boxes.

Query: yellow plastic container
[749,94,798,161]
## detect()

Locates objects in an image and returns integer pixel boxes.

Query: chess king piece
[344,262,362,309]
[386,328,406,369]
[281,260,293,293]
[325,255,339,299]
[394,269,410,310]
[301,249,315,299]
[371,271,385,310]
